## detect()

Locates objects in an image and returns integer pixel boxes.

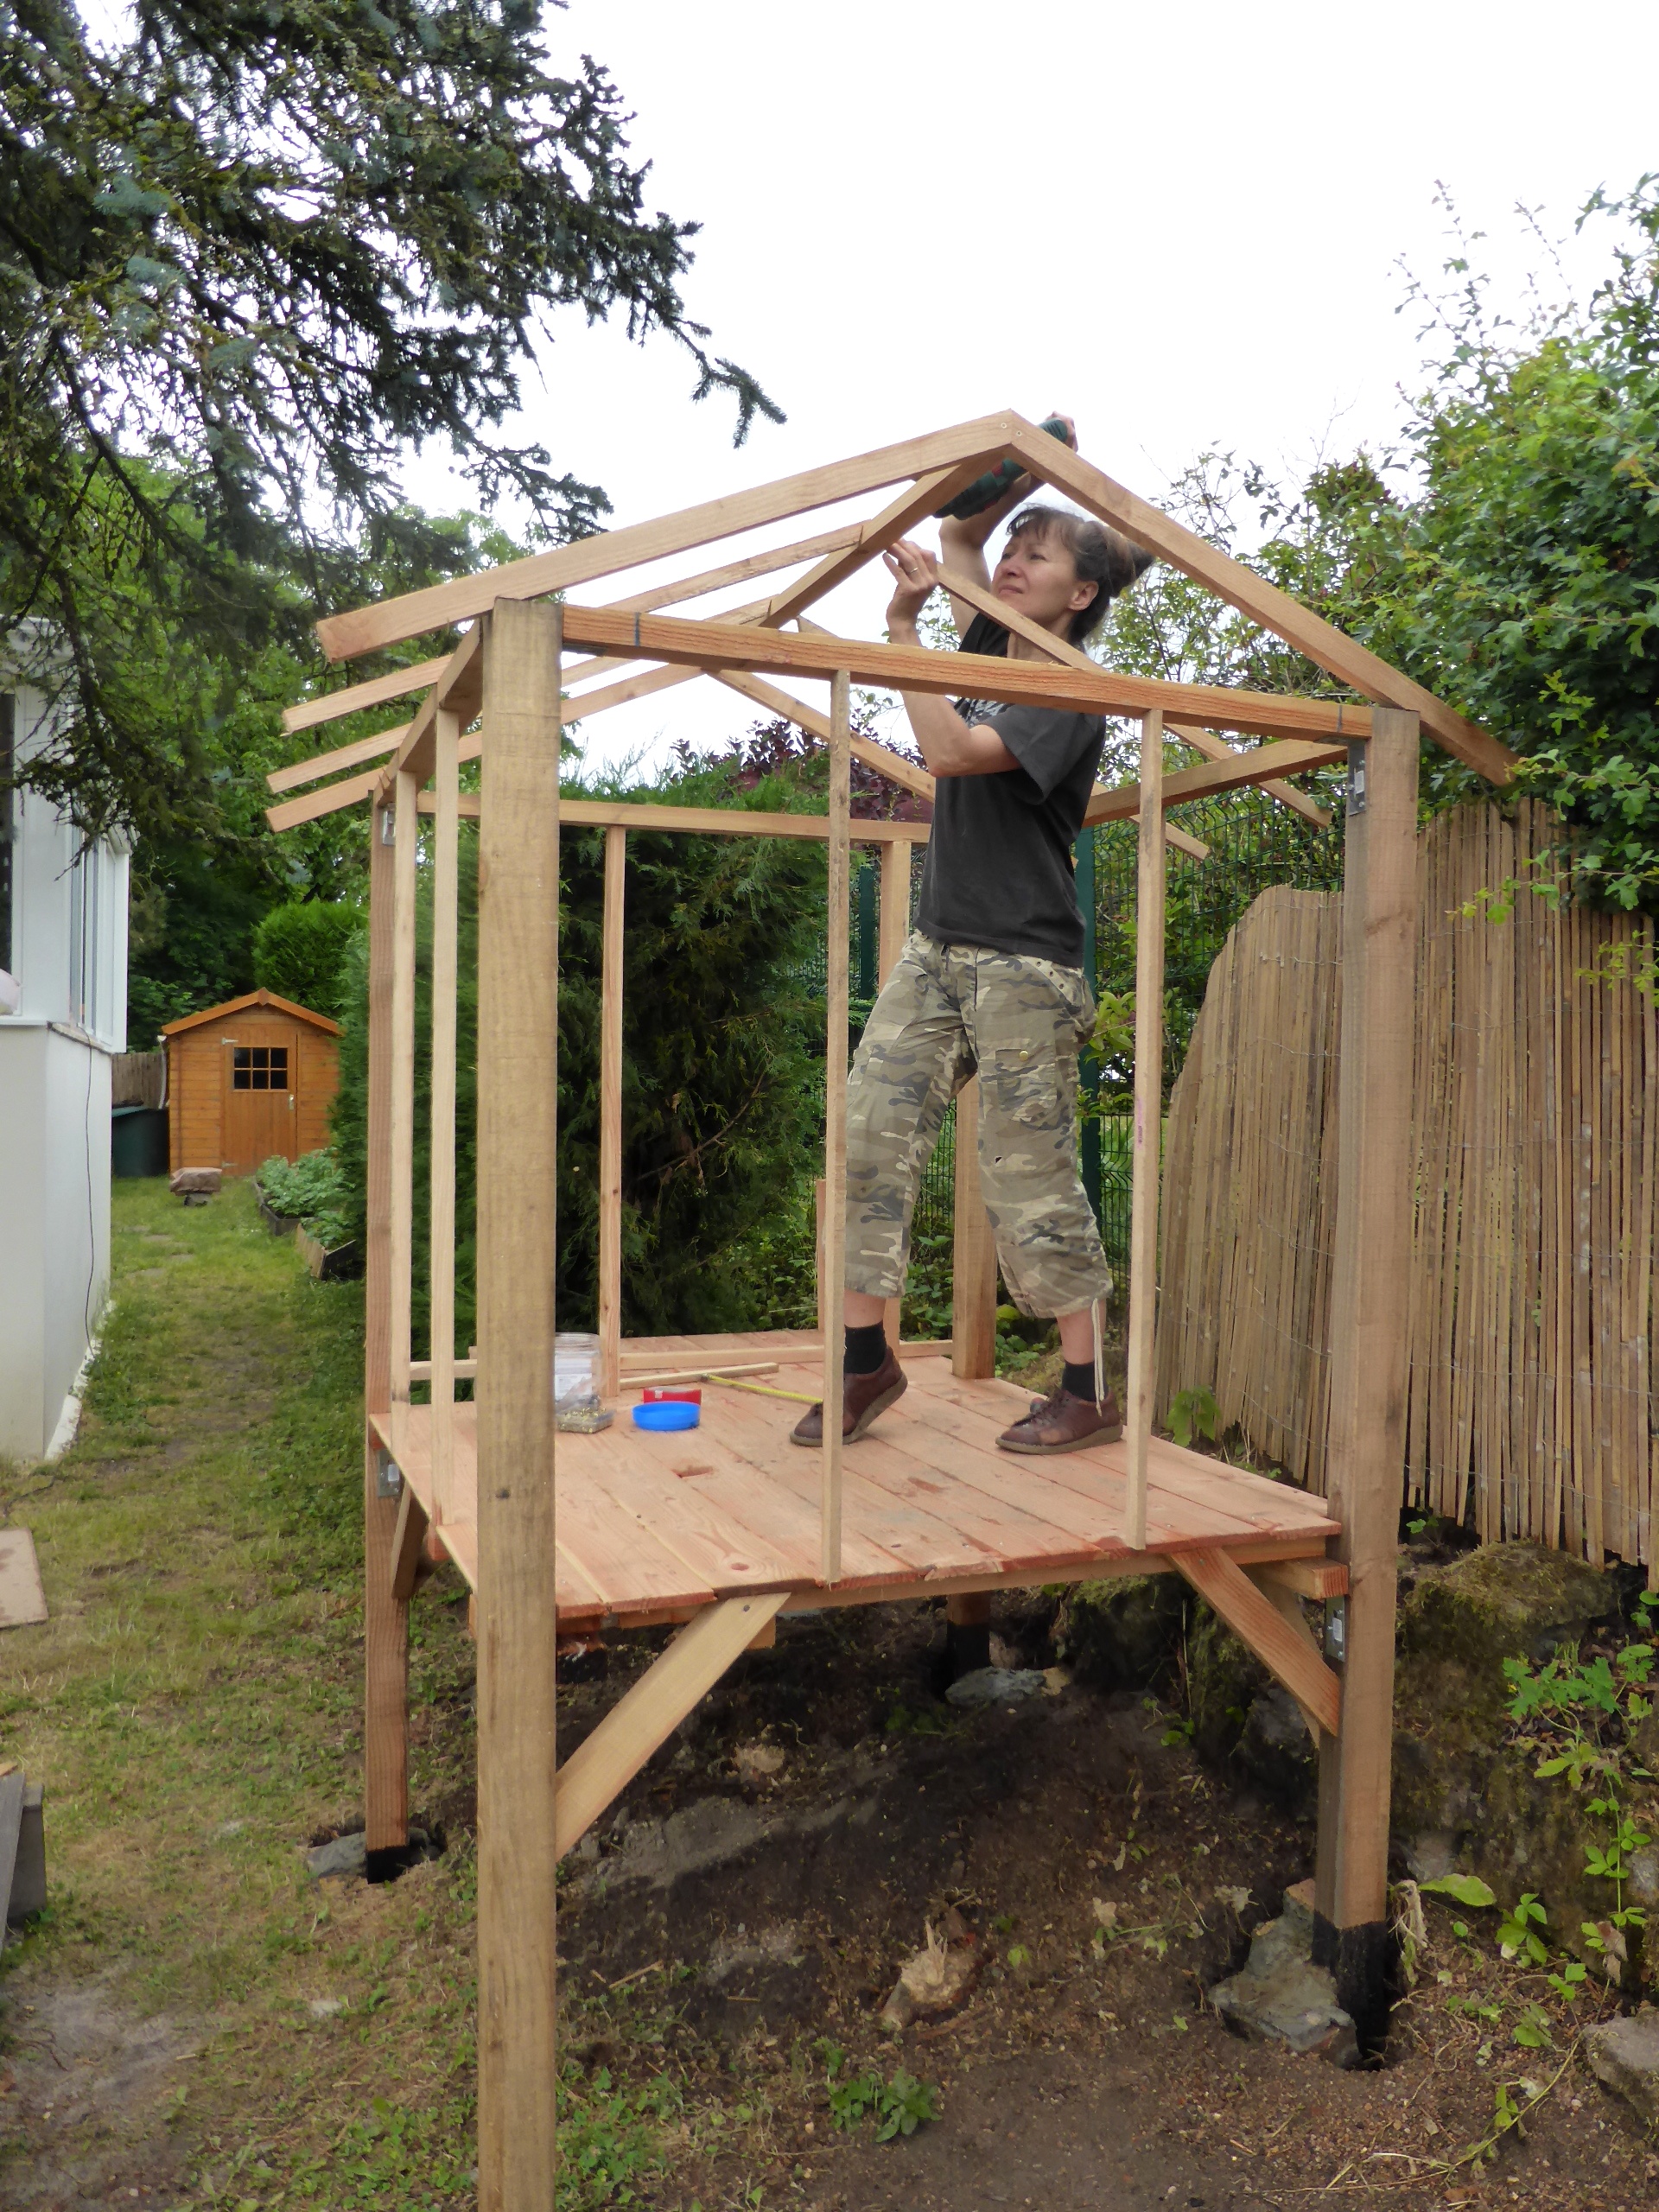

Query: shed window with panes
[232,1045,289,1091]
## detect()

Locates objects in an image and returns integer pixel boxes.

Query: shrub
[251,900,364,1021]
[330,759,829,1354]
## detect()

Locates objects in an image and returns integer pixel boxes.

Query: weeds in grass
[815,2038,938,2142]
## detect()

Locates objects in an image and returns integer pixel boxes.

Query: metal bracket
[380,805,396,844]
[1324,1595,1348,1666]
[1345,744,1367,817]
[375,1452,404,1501]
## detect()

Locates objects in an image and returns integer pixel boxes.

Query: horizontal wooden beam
[315,416,1019,660]
[418,791,934,843]
[1175,1546,1342,1738]
[1084,740,1348,826]
[550,1533,1340,1632]
[554,603,1376,742]
[1008,417,1516,786]
[1250,1556,1349,1602]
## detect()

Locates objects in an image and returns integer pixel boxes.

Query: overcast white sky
[396,0,1658,776]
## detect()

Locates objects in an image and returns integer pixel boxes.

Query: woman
[791,429,1154,1457]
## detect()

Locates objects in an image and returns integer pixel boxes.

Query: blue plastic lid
[631,1400,701,1432]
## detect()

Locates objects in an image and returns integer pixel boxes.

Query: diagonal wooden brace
[390,1480,429,1603]
[1175,1547,1342,1739]
[554,1592,789,1859]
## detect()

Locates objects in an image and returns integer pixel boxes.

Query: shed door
[219,1027,301,1174]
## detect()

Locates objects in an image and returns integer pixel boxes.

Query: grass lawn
[0,1179,705,2209]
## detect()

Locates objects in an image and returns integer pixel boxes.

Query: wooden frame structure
[267,413,1514,2209]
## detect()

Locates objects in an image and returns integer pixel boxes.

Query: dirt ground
[551,1596,1659,2209]
[3,1183,1657,2209]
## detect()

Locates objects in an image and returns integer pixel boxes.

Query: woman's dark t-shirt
[912,609,1105,967]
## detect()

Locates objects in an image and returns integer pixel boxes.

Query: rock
[169,1166,222,1198]
[879,1920,980,2031]
[1402,1831,1458,1882]
[1584,2011,1659,2126]
[1236,1685,1316,1810]
[707,1921,803,1983]
[1186,1603,1271,1768]
[1057,1573,1186,1691]
[1209,1878,1358,2067]
[307,1998,346,2019]
[1627,1845,1659,1910]
[944,1667,1046,1708]
[306,1833,366,1880]
[734,1743,786,1784]
[1391,1542,1642,1980]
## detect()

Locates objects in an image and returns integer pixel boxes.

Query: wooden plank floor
[373,1334,1340,1629]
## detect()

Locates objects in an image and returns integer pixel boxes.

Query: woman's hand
[883,537,940,636]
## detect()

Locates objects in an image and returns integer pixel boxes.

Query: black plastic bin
[111,1105,170,1178]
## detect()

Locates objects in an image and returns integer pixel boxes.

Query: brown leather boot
[996,1384,1123,1455]
[789,1346,907,1446]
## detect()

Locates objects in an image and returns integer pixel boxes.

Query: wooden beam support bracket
[554,1592,789,1858]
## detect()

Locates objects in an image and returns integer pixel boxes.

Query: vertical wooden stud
[821,671,852,1583]
[430,709,461,1527]
[951,1078,999,1379]
[363,797,410,1863]
[389,766,419,1419]
[877,837,911,988]
[877,839,911,1344]
[1125,710,1166,1552]
[474,601,561,2212]
[1313,708,1419,2044]
[598,824,626,1395]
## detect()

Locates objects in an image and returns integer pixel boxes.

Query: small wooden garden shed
[162,988,340,1177]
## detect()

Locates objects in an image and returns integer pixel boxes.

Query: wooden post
[951,1078,999,1379]
[821,671,852,1582]
[363,797,410,1866]
[430,709,461,1527]
[877,840,910,1345]
[474,601,561,2211]
[1314,707,1418,2044]
[389,765,419,1416]
[1125,710,1166,1551]
[598,824,626,1396]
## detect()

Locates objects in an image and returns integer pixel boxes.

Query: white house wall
[0,1023,111,1460]
[1,671,125,1462]
[6,678,128,1050]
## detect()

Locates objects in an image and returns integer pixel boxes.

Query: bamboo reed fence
[1156,798,1658,1571]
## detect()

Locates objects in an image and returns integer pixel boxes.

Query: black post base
[1313,1912,1394,2054]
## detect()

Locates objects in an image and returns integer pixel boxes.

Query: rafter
[1007,417,1516,786]
[314,417,1019,660]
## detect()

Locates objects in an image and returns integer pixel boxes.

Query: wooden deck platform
[373,1334,1340,1630]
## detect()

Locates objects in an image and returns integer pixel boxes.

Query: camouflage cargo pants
[843,933,1112,1319]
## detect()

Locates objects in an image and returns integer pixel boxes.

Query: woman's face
[991,526,1098,633]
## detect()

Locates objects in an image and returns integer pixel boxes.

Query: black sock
[1062,1360,1098,1403]
[845,1320,888,1376]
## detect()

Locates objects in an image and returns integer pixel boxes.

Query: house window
[232,1045,289,1091]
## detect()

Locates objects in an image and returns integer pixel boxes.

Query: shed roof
[161,988,343,1039]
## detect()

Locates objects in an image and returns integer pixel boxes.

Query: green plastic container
[111,1105,169,1178]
